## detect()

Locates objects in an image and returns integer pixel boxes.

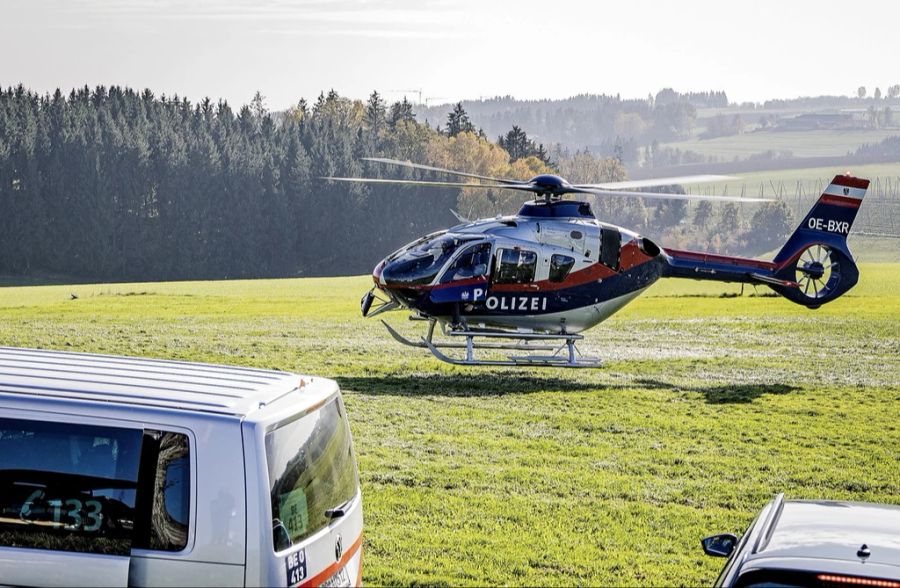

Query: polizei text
[485,296,548,312]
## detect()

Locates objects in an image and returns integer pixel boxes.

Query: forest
[416,89,727,158]
[0,85,790,282]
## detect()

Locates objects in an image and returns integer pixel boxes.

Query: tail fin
[770,174,869,307]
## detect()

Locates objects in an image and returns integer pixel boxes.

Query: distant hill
[415,91,900,169]
[415,90,725,152]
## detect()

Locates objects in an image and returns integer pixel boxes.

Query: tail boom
[663,249,779,284]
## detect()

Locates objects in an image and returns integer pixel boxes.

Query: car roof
[0,346,323,417]
[749,499,900,569]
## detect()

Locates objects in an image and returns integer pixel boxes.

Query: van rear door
[242,380,363,587]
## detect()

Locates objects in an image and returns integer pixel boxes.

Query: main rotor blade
[361,157,527,185]
[322,176,539,192]
[576,174,738,190]
[580,188,773,203]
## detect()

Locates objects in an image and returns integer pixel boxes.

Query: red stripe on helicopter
[831,175,869,189]
[383,240,655,293]
[430,276,489,291]
[774,247,815,270]
[618,241,655,271]
[819,194,862,209]
[383,276,488,292]
[491,261,619,292]
[665,248,777,270]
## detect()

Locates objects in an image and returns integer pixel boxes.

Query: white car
[0,346,363,587]
[703,493,900,587]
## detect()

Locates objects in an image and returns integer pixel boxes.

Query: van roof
[0,346,314,417]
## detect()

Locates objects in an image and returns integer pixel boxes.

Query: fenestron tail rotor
[794,244,838,299]
[323,159,772,203]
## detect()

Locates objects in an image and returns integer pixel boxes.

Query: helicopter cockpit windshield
[382,234,480,286]
[439,242,492,283]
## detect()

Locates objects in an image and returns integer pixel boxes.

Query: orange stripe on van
[298,533,363,588]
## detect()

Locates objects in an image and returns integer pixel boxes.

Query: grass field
[1,266,898,586]
[660,129,900,159]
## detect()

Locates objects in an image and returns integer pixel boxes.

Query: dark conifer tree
[388,97,415,127]
[446,102,475,136]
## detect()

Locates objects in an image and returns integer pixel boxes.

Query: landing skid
[381,319,602,368]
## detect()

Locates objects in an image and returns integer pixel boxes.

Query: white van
[0,346,363,587]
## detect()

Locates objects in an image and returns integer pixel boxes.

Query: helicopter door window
[494,249,537,284]
[549,254,576,283]
[600,228,621,271]
[440,243,492,283]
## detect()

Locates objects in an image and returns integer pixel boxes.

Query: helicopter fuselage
[346,161,868,366]
[370,201,667,334]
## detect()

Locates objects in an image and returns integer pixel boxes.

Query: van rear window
[266,396,358,552]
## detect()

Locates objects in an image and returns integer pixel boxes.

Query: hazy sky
[1,0,897,110]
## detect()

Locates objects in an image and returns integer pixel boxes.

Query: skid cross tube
[380,319,601,368]
[381,320,558,351]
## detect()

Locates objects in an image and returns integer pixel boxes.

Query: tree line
[0,85,460,280]
[0,85,790,283]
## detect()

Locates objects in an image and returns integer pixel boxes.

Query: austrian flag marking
[824,182,866,199]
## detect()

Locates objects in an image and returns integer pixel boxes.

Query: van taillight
[818,574,900,588]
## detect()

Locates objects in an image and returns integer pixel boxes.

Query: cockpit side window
[494,248,537,284]
[440,243,492,283]
[549,254,576,283]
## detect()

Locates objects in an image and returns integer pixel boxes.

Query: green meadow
[660,129,900,159]
[0,265,898,586]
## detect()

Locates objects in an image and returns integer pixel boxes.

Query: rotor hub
[527,174,572,199]
[797,260,826,280]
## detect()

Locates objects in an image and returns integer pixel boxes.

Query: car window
[133,431,191,552]
[0,418,142,556]
[0,418,191,556]
[266,396,359,552]
[494,249,537,284]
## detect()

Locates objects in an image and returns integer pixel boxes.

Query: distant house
[775,113,858,131]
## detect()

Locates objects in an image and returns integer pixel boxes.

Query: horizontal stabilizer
[749,273,799,288]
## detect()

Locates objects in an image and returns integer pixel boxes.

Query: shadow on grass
[338,374,799,403]
[336,373,611,398]
[636,378,799,404]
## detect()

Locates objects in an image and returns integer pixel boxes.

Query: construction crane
[387,89,423,104]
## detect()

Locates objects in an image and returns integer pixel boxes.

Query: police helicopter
[326,158,868,367]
